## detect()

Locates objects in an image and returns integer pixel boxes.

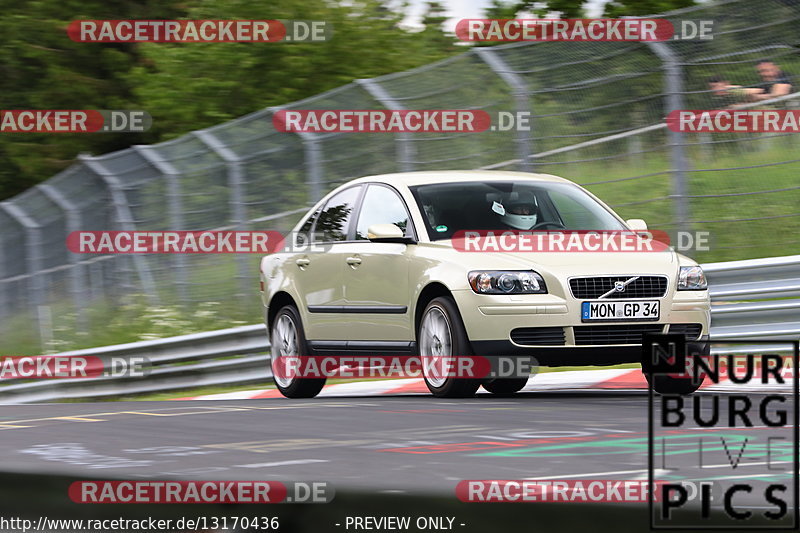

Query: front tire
[643,339,709,395]
[417,297,480,398]
[645,373,703,395]
[270,305,326,398]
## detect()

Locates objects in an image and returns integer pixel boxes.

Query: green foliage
[0,0,456,200]
[487,0,697,17]
[601,0,696,16]
[128,0,455,138]
[0,0,186,199]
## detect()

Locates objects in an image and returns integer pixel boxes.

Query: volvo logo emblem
[597,276,640,299]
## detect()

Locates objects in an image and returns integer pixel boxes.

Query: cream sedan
[260,171,710,398]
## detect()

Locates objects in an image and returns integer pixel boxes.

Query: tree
[602,0,696,17]
[0,0,186,200]
[418,1,457,55]
[484,0,697,18]
[127,0,457,140]
[0,0,459,201]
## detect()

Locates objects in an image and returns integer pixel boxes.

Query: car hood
[429,240,680,277]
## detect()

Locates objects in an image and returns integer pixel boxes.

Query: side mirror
[626,219,648,231]
[367,223,413,243]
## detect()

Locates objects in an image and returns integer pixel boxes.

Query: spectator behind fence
[743,59,793,102]
[707,75,748,108]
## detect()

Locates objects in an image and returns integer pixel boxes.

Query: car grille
[510,327,566,346]
[668,323,703,340]
[573,324,664,345]
[569,276,668,299]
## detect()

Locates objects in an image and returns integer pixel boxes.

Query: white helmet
[492,192,539,230]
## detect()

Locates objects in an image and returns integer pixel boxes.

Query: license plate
[581,300,660,321]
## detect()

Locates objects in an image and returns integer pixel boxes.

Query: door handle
[346,256,362,266]
[295,258,310,268]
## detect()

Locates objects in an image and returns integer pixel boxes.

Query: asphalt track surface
[7,391,651,491]
[0,389,794,514]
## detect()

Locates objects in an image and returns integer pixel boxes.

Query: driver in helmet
[493,192,540,230]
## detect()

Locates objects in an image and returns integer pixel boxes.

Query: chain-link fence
[1,0,798,350]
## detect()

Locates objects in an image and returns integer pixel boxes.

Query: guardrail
[1,254,798,403]
[0,325,270,403]
[704,254,800,341]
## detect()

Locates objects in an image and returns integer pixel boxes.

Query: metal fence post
[78,155,159,303]
[299,132,324,203]
[0,234,5,324]
[356,78,417,172]
[133,145,188,305]
[0,201,45,348]
[193,130,250,299]
[474,47,532,172]
[270,107,324,203]
[37,183,88,332]
[0,214,13,325]
[646,41,690,235]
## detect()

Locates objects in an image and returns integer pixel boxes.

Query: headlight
[678,266,707,290]
[468,270,547,294]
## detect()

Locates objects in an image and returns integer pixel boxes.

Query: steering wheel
[531,221,566,230]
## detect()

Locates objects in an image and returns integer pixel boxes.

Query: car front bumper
[452,288,710,366]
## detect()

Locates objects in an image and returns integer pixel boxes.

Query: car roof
[347,170,572,188]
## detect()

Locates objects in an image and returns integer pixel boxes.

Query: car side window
[313,186,361,242]
[355,185,410,240]
[296,207,321,246]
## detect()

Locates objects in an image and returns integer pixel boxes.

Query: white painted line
[235,459,330,468]
[524,468,667,480]
[318,378,420,397]
[697,473,791,482]
[180,368,794,400]
[522,369,632,391]
[694,461,792,469]
[191,389,267,400]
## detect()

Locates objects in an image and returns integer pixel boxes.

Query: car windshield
[409,180,626,241]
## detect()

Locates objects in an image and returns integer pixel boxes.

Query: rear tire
[417,296,480,398]
[270,305,326,398]
[483,377,529,395]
